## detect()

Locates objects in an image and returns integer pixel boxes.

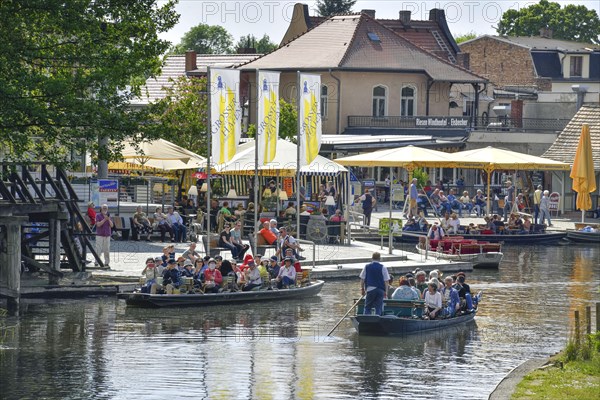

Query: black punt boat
[565,229,600,244]
[118,280,325,308]
[350,298,477,336]
[399,230,567,245]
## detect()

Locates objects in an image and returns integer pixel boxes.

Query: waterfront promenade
[79,205,596,283]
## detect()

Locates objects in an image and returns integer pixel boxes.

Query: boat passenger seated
[491,215,505,233]
[403,217,420,232]
[427,223,445,240]
[441,277,460,317]
[141,257,159,294]
[220,259,238,290]
[203,258,223,293]
[242,260,262,291]
[448,213,461,234]
[276,257,297,289]
[440,212,451,231]
[387,275,396,298]
[424,281,442,319]
[414,270,428,297]
[162,259,182,294]
[282,248,302,273]
[416,212,430,232]
[453,271,477,311]
[522,216,532,233]
[391,277,420,301]
[268,255,280,279]
[181,260,195,277]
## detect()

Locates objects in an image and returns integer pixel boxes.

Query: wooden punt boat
[565,229,600,244]
[350,298,476,336]
[117,280,324,308]
[399,230,567,245]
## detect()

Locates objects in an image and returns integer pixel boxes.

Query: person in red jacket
[203,258,223,293]
[87,201,97,226]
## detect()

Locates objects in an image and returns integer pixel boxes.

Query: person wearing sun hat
[276,257,297,289]
[242,259,262,291]
[268,255,280,279]
[162,259,181,294]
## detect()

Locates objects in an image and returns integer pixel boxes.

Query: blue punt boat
[350,298,477,336]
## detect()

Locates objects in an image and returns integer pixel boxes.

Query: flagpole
[296,70,301,240]
[206,67,212,256]
[253,69,259,256]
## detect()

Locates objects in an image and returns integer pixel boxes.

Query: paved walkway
[90,237,471,280]
[86,203,599,281]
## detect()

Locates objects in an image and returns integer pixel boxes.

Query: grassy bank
[512,332,600,399]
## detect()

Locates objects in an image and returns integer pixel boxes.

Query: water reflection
[0,245,599,400]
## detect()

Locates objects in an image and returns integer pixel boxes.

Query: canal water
[1,244,598,400]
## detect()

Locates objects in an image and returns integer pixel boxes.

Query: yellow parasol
[570,124,596,222]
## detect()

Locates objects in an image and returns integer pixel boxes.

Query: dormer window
[570,56,583,77]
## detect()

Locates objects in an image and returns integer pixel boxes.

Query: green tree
[278,99,298,142]
[455,31,477,44]
[245,98,297,141]
[496,0,600,44]
[0,0,178,164]
[315,0,357,17]
[173,23,234,54]
[145,76,208,156]
[235,34,278,54]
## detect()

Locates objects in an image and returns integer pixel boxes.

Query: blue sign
[98,179,118,192]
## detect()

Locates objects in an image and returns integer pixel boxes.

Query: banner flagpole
[296,70,302,241]
[206,67,212,256]
[253,69,259,256]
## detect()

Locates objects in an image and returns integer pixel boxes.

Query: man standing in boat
[359,252,390,316]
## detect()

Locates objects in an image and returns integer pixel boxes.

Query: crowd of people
[360,252,480,320]
[139,242,306,295]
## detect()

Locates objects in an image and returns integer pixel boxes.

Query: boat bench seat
[356,299,425,317]
[201,234,230,258]
[248,233,277,257]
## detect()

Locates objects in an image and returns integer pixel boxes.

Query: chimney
[456,53,470,70]
[237,47,257,54]
[429,8,446,23]
[539,27,553,38]
[399,10,411,24]
[361,9,376,18]
[185,50,197,72]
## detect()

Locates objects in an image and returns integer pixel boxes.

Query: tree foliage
[173,23,234,54]
[235,34,278,54]
[496,0,600,44]
[315,0,357,17]
[278,99,298,142]
[245,98,297,142]
[455,31,477,44]
[0,0,178,163]
[144,76,208,156]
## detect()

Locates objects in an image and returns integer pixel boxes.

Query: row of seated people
[386,269,480,320]
[403,212,546,235]
[140,243,304,294]
[414,188,488,217]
